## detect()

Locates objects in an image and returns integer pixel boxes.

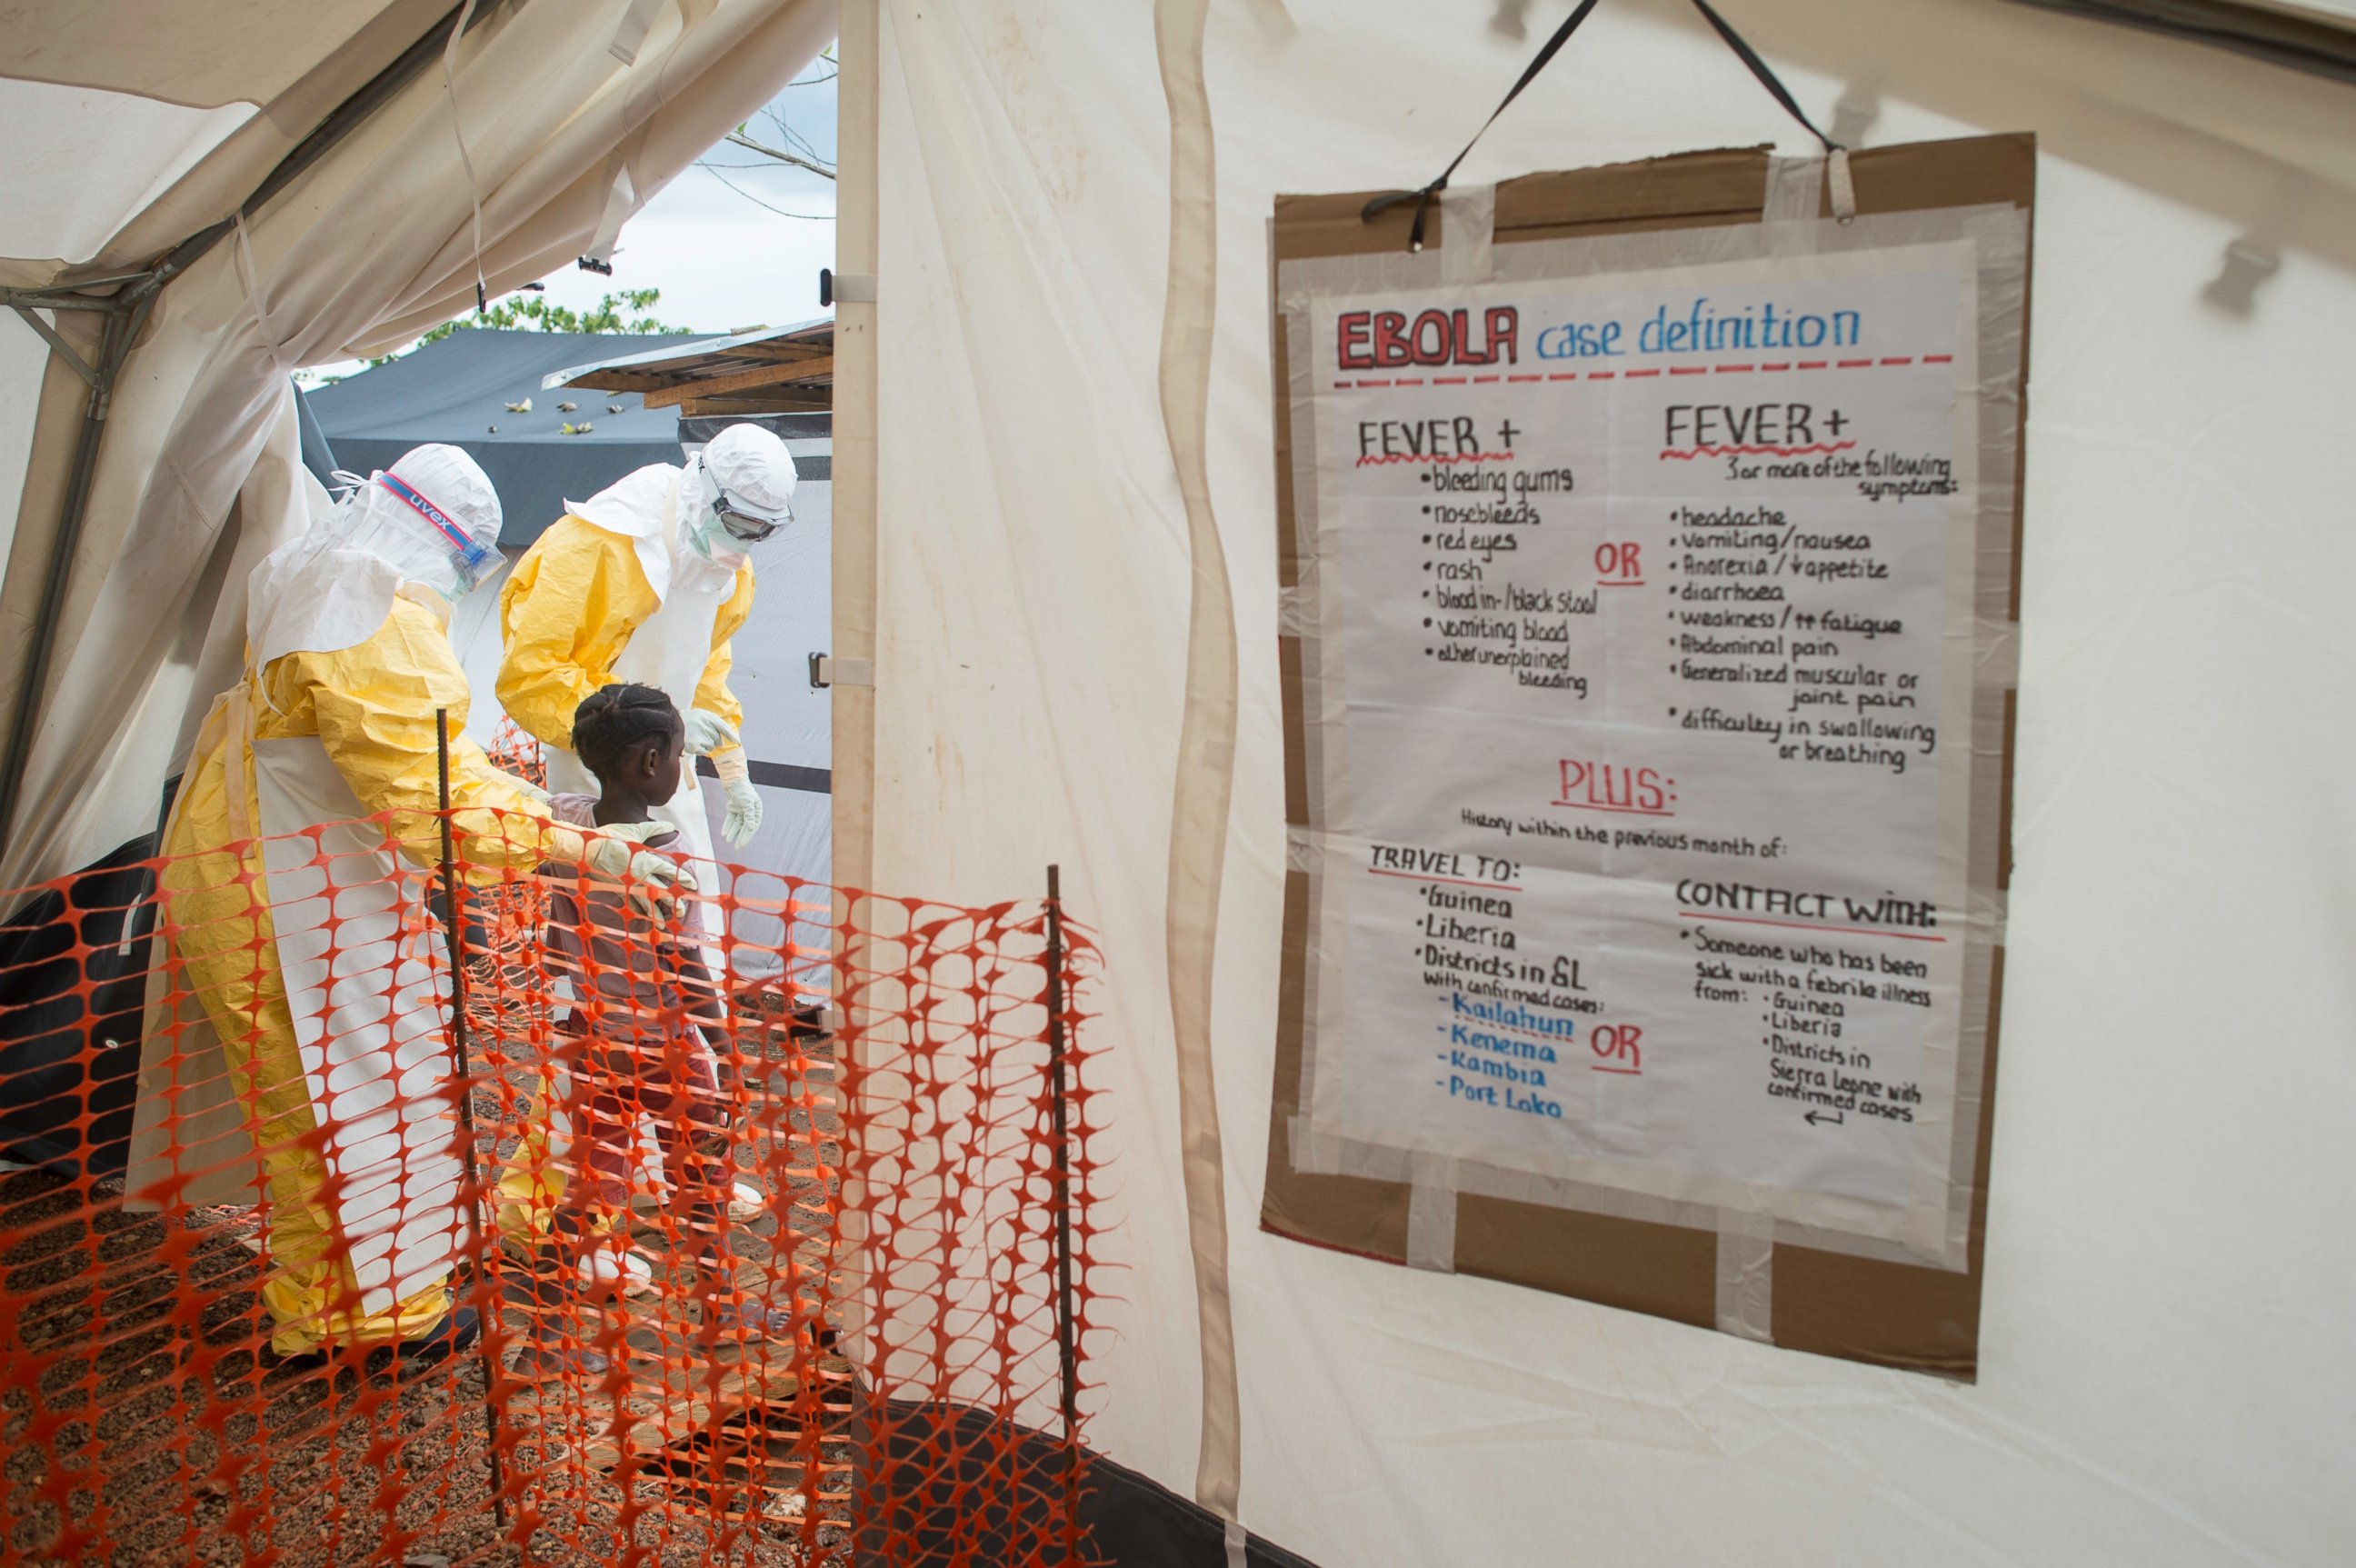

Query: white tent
[4,0,2353,1561]
[0,0,835,894]
[841,1,2356,1563]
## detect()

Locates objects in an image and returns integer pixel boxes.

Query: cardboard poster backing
[1261,134,2034,1377]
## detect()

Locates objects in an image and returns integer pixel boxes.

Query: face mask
[394,580,457,625]
[686,464,788,563]
[377,473,503,596]
[340,475,504,606]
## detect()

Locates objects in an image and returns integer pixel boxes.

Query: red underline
[1551,800,1673,816]
[1677,911,1948,943]
[1659,439,1858,461]
[1596,579,1647,587]
[1591,1064,1643,1075]
[1333,355,1950,392]
[1369,867,1520,892]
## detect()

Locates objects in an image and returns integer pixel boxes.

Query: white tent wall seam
[1153,0,1247,1530]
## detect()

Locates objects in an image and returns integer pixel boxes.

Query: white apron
[125,691,464,1318]
[126,692,264,1213]
[544,503,734,968]
[249,732,465,1317]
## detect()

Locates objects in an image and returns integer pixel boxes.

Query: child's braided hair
[572,683,683,784]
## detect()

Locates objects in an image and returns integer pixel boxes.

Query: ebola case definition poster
[1261,137,2034,1373]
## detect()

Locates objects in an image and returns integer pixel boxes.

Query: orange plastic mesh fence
[475,722,554,964]
[0,803,1103,1566]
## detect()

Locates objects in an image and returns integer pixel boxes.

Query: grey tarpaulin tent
[304,327,704,547]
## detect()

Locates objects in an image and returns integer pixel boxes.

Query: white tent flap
[868,3,2356,1564]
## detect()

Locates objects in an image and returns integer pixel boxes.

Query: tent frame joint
[5,305,99,390]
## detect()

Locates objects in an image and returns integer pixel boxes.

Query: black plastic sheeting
[866,1400,1322,1568]
[0,830,160,1178]
[304,328,705,547]
[680,411,833,479]
[679,412,833,444]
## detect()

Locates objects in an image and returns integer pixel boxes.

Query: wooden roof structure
[544,317,834,415]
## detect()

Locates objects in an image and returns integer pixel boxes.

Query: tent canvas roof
[304,327,701,546]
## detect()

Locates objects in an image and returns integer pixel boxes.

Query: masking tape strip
[1439,184,1496,285]
[1714,1210,1775,1343]
[1827,148,1858,221]
[1276,585,1309,636]
[1225,1516,1250,1568]
[1296,1115,1963,1272]
[1404,1153,1460,1273]
[1762,155,1822,223]
[1974,618,2021,689]
[1293,852,1330,1119]
[1277,297,1333,832]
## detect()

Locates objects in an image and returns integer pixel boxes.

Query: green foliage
[366,289,689,367]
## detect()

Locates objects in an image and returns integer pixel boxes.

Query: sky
[538,51,841,336]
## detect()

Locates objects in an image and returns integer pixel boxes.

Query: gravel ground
[0,991,850,1568]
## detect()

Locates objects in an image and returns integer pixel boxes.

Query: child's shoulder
[547,792,599,824]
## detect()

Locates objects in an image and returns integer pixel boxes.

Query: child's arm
[667,945,726,1026]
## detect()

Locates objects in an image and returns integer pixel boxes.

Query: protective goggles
[714,489,790,544]
[377,473,502,589]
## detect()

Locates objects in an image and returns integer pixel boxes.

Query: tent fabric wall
[0,0,836,894]
[867,2,2356,1563]
[0,316,46,576]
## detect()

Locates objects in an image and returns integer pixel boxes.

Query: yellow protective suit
[492,512,754,1237]
[154,592,564,1354]
[495,514,754,752]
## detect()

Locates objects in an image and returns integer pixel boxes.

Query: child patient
[512,683,795,1374]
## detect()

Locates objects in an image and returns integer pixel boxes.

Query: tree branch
[724,130,835,181]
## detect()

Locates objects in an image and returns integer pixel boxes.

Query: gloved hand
[713,745,762,847]
[684,707,741,756]
[563,821,698,914]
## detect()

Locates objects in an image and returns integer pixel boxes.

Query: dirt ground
[0,993,851,1568]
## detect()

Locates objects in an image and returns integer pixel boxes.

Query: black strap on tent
[1363,0,1843,251]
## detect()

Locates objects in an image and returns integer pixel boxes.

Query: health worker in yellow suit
[492,422,795,1260]
[125,444,693,1366]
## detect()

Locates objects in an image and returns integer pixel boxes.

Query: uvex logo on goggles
[378,474,494,568]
